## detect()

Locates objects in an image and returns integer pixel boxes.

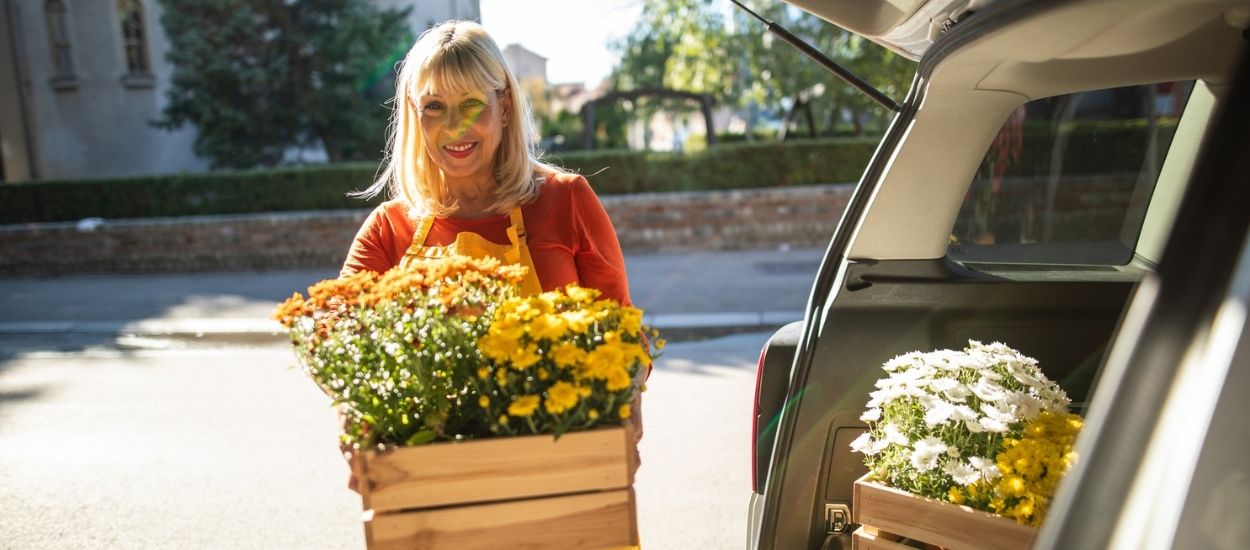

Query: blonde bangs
[366,20,564,219]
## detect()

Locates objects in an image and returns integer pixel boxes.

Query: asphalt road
[0,331,768,549]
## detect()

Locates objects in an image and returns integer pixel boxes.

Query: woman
[339,20,644,491]
[341,20,630,309]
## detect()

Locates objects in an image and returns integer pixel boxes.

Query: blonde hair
[359,20,563,217]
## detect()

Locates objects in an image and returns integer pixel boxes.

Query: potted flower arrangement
[273,256,656,550]
[849,340,1082,550]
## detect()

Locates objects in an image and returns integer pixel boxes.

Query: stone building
[0,0,480,183]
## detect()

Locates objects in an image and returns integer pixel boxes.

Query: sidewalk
[0,248,823,345]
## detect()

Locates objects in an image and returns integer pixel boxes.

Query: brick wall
[0,184,852,275]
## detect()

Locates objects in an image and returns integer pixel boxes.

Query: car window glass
[948,82,1194,266]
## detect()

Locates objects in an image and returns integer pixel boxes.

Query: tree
[154,0,411,169]
[611,0,915,139]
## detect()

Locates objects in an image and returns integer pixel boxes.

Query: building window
[44,0,77,89]
[118,0,149,74]
[118,0,153,87]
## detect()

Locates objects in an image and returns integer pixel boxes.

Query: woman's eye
[421,102,445,113]
[461,99,486,115]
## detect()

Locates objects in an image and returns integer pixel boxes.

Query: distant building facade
[0,0,480,183]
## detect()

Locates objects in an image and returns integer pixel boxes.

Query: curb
[0,312,805,343]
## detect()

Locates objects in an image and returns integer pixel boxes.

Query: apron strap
[411,216,434,250]
[505,208,527,265]
[507,208,527,243]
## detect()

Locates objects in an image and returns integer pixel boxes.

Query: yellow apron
[400,208,544,297]
[402,212,642,549]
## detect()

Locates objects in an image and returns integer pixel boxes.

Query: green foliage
[548,138,877,194]
[609,0,915,138]
[154,0,411,169]
[276,261,650,447]
[0,140,875,224]
[0,163,384,223]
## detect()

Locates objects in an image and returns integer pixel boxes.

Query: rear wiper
[729,0,901,112]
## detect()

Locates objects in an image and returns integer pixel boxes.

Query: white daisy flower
[1006,391,1043,421]
[970,378,1006,401]
[860,408,882,422]
[944,460,980,485]
[850,431,873,454]
[943,383,972,403]
[882,423,910,445]
[981,403,1017,424]
[969,456,1001,480]
[952,404,979,422]
[979,417,1009,433]
[924,399,956,427]
[910,436,948,472]
[929,377,959,392]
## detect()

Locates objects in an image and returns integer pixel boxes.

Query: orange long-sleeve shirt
[340,173,632,307]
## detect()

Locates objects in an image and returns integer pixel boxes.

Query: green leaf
[405,430,436,446]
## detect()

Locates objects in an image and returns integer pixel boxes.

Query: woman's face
[414,87,509,183]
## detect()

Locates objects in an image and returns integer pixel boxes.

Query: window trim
[43,0,77,90]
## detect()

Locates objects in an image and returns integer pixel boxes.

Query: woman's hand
[338,406,363,495]
[341,439,362,495]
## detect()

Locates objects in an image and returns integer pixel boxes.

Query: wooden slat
[364,488,638,550]
[852,526,919,550]
[361,426,634,514]
[853,476,1036,550]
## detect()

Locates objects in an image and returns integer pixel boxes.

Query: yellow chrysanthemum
[565,285,599,304]
[509,344,542,370]
[544,381,583,414]
[618,403,632,420]
[948,486,965,505]
[478,332,514,361]
[584,342,627,379]
[588,409,600,421]
[529,313,568,341]
[605,365,633,391]
[478,395,490,408]
[619,307,643,335]
[476,367,490,380]
[507,395,541,417]
[560,309,593,333]
[552,342,588,369]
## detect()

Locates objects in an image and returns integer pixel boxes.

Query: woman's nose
[445,109,470,138]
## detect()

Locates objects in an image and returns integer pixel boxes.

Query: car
[744,0,1250,548]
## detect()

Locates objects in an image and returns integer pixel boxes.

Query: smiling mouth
[443,142,478,158]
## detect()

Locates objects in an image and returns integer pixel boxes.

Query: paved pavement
[0,247,824,350]
[0,331,769,549]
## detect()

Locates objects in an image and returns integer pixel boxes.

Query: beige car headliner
[842,0,1249,261]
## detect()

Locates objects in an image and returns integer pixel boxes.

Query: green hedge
[0,139,876,224]
[1012,119,1180,175]
[549,138,877,195]
[0,163,385,224]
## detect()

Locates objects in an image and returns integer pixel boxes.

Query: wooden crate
[851,475,1037,550]
[359,426,638,550]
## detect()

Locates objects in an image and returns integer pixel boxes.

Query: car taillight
[752,343,768,493]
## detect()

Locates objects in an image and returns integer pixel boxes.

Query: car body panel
[751,0,1250,547]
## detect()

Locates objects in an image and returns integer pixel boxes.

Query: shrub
[2,139,876,224]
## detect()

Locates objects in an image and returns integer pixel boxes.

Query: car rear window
[948,82,1194,266]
